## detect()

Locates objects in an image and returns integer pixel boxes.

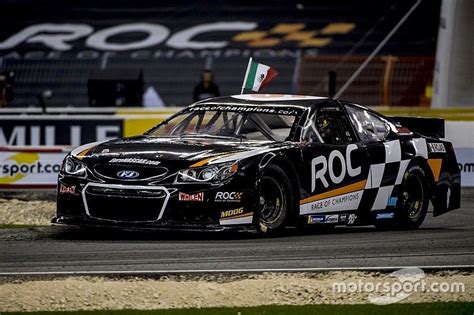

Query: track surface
[0,189,473,274]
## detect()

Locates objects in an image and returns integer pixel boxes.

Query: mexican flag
[241,58,279,93]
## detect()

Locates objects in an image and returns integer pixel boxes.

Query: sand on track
[1,272,473,312]
[0,198,55,226]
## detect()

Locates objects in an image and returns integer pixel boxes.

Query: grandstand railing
[297,55,435,106]
[2,55,434,108]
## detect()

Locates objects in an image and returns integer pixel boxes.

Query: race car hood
[79,135,279,168]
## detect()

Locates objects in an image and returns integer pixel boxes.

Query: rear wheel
[257,165,292,234]
[375,164,429,230]
[398,165,429,229]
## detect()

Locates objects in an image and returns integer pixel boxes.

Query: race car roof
[194,94,331,109]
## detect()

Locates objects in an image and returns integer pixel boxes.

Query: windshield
[147,110,298,141]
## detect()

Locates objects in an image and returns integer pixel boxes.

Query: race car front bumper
[55,176,258,231]
[51,215,258,233]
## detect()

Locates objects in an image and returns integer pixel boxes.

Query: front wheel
[257,165,292,234]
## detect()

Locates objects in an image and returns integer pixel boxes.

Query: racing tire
[375,164,429,230]
[257,164,293,235]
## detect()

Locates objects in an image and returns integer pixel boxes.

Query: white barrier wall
[454,148,473,187]
[432,0,474,107]
[444,121,474,187]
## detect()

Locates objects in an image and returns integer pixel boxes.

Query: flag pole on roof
[240,58,279,94]
[240,57,253,94]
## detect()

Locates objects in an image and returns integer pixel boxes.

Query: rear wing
[390,116,445,139]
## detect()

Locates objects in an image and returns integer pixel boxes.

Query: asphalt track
[0,189,472,275]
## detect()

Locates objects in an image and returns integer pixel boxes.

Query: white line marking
[1,265,473,276]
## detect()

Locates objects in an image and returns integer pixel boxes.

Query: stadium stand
[0,0,440,107]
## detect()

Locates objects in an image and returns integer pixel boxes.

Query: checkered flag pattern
[361,138,428,211]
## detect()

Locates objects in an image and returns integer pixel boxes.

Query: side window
[302,106,355,144]
[345,105,389,142]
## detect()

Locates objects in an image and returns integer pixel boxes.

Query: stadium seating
[0,0,441,107]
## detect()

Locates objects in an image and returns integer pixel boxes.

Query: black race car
[53,94,461,233]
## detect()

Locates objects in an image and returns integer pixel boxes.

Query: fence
[2,55,435,108]
[297,55,435,106]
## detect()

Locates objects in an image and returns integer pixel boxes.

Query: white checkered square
[371,185,395,210]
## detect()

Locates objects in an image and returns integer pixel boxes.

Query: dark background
[0,0,441,106]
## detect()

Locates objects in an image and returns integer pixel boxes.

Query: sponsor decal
[308,215,325,224]
[428,143,446,153]
[300,180,365,215]
[116,170,140,179]
[59,183,77,195]
[387,197,398,207]
[189,105,300,116]
[215,191,242,202]
[310,213,357,225]
[307,214,339,224]
[337,213,358,224]
[376,212,395,220]
[325,215,339,223]
[178,192,204,202]
[311,144,361,191]
[220,209,253,225]
[347,213,357,225]
[109,158,161,165]
[220,207,244,218]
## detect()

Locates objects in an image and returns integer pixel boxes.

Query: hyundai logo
[117,170,140,179]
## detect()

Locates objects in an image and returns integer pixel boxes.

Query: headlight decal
[63,156,87,177]
[177,163,238,183]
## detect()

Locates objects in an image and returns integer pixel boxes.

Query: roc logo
[311,144,361,192]
[0,21,356,52]
[221,207,244,218]
[233,22,355,48]
[215,191,242,202]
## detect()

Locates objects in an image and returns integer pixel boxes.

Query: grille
[83,184,169,222]
[93,164,168,181]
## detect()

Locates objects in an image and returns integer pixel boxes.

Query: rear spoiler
[389,116,445,139]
